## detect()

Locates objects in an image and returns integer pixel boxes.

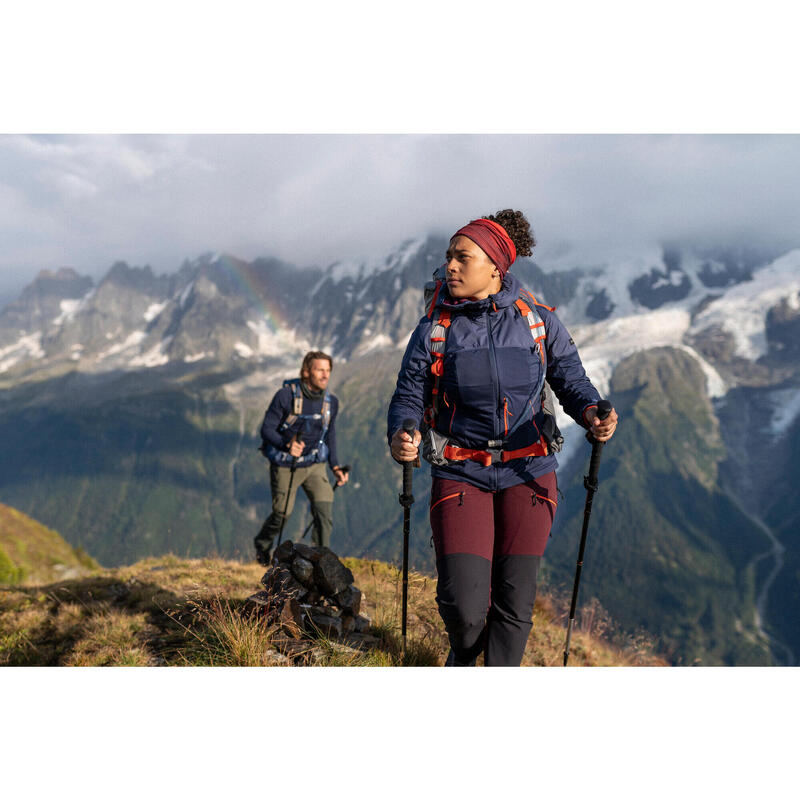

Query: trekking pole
[300,465,351,540]
[398,419,416,657]
[274,432,303,553]
[563,399,613,666]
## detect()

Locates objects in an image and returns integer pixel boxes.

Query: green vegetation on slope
[546,348,773,665]
[0,369,262,566]
[0,502,97,585]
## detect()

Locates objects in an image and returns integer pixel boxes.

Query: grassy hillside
[0,553,665,667]
[0,502,97,585]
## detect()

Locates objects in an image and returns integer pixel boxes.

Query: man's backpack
[260,379,332,467]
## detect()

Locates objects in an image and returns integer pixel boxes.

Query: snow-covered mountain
[3,238,797,389]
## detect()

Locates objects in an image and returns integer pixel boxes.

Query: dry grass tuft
[64,608,153,666]
[169,595,283,667]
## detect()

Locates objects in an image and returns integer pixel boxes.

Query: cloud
[1,134,800,297]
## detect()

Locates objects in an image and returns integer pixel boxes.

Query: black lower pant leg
[435,553,491,666]
[485,554,541,666]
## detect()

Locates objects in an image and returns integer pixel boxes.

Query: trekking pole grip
[585,400,612,482]
[290,431,303,472]
[401,419,415,506]
[591,398,612,429]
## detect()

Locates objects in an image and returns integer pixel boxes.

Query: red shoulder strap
[427,280,444,318]
[521,287,555,312]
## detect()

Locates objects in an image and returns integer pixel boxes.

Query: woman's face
[444,235,501,300]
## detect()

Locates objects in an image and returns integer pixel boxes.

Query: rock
[274,540,295,563]
[264,648,290,666]
[272,637,315,660]
[341,612,356,634]
[260,565,277,588]
[262,565,307,600]
[291,556,315,586]
[313,550,354,596]
[299,602,339,618]
[342,632,381,650]
[305,608,343,640]
[304,588,322,605]
[279,598,304,637]
[293,542,322,562]
[307,647,329,665]
[243,591,274,617]
[327,642,362,660]
[333,584,362,615]
[321,603,342,618]
[354,613,372,633]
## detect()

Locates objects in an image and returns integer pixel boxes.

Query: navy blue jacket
[261,383,340,469]
[387,272,601,491]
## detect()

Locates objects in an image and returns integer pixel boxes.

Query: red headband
[453,218,517,276]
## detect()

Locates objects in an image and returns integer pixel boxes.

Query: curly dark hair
[482,209,536,258]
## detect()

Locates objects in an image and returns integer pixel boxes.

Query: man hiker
[254,350,349,565]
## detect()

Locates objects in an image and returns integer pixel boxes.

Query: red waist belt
[442,440,549,467]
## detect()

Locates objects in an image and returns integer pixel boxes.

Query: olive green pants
[254,461,334,551]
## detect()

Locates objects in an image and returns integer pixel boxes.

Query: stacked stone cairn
[244,541,378,663]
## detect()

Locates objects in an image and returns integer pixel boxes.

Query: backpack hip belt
[422,427,549,467]
[443,440,549,467]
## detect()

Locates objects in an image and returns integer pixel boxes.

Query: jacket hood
[439,271,521,312]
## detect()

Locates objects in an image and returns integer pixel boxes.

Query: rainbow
[211,252,292,333]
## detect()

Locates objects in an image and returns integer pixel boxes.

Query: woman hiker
[387,209,618,666]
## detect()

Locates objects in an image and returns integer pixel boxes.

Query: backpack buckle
[486,446,504,464]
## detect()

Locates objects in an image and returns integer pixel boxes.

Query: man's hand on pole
[288,436,306,458]
[332,466,350,486]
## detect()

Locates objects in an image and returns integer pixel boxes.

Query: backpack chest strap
[281,383,331,440]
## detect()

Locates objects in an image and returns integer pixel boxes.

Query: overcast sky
[2,133,800,299]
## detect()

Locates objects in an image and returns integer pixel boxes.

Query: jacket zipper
[443,392,456,435]
[486,311,501,441]
[503,396,514,437]
[485,307,502,491]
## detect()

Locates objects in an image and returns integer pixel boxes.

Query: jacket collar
[439,271,520,312]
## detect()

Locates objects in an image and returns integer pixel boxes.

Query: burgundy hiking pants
[429,472,558,667]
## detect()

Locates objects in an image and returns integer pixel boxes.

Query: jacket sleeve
[387,318,433,444]
[540,306,601,428]
[326,394,340,469]
[260,387,293,449]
